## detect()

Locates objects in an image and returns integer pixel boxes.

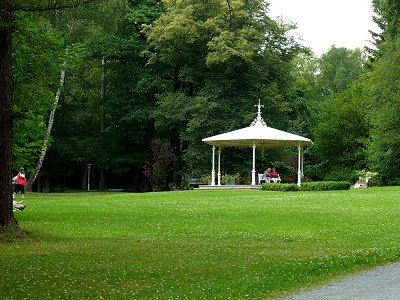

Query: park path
[284,262,400,300]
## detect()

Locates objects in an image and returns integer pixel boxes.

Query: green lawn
[2,187,400,299]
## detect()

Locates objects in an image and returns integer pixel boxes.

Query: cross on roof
[250,99,267,127]
[255,99,264,112]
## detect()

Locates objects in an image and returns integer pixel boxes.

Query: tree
[368,0,400,60]
[317,47,365,96]
[26,67,66,190]
[144,0,303,180]
[289,53,321,137]
[312,77,371,181]
[33,0,169,192]
[0,1,16,232]
[366,1,400,185]
[287,47,367,180]
[369,39,400,185]
[372,0,400,41]
[0,0,99,234]
[11,12,66,190]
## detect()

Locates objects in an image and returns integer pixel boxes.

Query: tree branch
[225,0,234,31]
[14,0,99,12]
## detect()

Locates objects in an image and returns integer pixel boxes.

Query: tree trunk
[99,57,107,191]
[0,3,19,233]
[27,66,66,190]
[1,0,99,233]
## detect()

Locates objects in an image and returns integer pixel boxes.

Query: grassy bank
[2,187,400,299]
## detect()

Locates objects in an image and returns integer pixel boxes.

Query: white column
[211,145,216,186]
[297,145,302,187]
[217,146,221,186]
[251,143,256,185]
[301,148,304,176]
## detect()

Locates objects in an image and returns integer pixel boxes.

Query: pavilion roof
[202,102,313,148]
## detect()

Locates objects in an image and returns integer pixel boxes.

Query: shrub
[262,183,299,192]
[145,139,176,191]
[280,176,295,184]
[301,181,351,191]
[323,168,358,183]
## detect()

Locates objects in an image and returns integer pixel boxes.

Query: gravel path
[284,262,400,300]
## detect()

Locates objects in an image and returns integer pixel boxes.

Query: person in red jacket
[270,167,281,183]
[270,167,279,178]
[13,167,27,199]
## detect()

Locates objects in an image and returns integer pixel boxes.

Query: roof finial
[250,99,267,127]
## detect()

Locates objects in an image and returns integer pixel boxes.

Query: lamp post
[87,164,92,191]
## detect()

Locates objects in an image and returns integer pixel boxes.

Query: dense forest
[4,0,400,196]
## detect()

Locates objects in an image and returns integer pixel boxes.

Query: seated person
[259,168,272,184]
[270,167,281,183]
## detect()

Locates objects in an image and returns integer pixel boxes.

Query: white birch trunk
[27,66,66,189]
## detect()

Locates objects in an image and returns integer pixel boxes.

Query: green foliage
[369,39,400,185]
[301,181,351,191]
[146,139,176,190]
[262,181,352,192]
[14,0,397,192]
[289,53,321,137]
[290,47,368,182]
[36,0,166,189]
[222,173,241,184]
[318,47,365,96]
[262,183,299,192]
[144,0,304,178]
[356,169,379,182]
[12,12,65,173]
[372,0,400,42]
[322,168,358,183]
[312,77,371,180]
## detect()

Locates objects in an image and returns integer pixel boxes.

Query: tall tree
[367,0,400,185]
[372,0,400,41]
[0,0,16,232]
[289,53,320,137]
[368,0,400,60]
[39,0,165,192]
[0,0,98,234]
[144,0,303,180]
[288,46,367,180]
[39,0,130,191]
[317,47,365,96]
[312,77,371,181]
[10,11,67,189]
[26,67,66,190]
[369,39,400,185]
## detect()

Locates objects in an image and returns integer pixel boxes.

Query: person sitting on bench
[270,167,281,183]
[259,168,272,184]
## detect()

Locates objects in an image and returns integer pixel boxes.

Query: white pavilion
[202,101,313,187]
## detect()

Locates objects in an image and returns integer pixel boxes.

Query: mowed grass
[2,187,400,299]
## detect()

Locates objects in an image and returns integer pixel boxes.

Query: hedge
[301,181,351,191]
[262,181,351,192]
[262,183,299,192]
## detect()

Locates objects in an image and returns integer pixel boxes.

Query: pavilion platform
[197,184,262,190]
